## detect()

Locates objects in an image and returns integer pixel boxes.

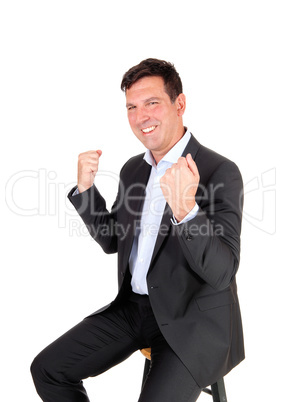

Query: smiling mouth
[141,125,157,134]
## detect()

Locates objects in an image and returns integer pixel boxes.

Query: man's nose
[136,107,150,126]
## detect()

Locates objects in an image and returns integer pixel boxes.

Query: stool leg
[211,378,227,402]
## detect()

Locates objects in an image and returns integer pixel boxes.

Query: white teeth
[142,126,156,133]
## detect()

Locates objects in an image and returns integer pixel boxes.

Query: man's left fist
[160,153,200,222]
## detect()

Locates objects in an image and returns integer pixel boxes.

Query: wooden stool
[140,348,227,402]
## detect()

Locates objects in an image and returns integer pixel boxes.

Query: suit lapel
[181,133,201,159]
[121,158,151,270]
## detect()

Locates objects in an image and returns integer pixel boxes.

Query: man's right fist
[77,150,102,193]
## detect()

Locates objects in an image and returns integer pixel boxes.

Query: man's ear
[176,93,186,116]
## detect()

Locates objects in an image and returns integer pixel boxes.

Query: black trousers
[31,292,201,402]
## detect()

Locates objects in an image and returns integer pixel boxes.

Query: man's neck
[152,126,187,165]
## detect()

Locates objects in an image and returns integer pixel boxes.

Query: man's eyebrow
[126,97,161,108]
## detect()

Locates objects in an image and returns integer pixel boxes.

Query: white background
[1,1,280,401]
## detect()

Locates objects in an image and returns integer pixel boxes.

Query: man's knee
[30,348,57,386]
[31,351,46,384]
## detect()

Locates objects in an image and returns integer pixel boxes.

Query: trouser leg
[31,303,142,402]
[139,336,202,402]
[31,293,202,402]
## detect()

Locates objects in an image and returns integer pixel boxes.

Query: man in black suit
[31,58,244,402]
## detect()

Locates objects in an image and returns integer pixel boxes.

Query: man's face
[125,76,186,163]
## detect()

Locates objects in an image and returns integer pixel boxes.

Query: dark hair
[120,58,183,103]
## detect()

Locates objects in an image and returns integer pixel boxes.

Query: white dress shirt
[129,131,199,295]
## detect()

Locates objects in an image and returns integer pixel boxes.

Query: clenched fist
[160,153,200,222]
[77,150,102,193]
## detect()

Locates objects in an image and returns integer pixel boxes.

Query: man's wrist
[171,203,199,225]
[173,200,197,223]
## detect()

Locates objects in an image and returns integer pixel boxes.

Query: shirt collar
[143,129,191,168]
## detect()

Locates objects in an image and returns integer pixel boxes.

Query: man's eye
[128,106,136,111]
[149,102,158,106]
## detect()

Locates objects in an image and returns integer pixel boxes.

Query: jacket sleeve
[68,184,120,254]
[175,160,243,291]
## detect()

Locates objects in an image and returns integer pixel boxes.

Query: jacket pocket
[195,288,236,311]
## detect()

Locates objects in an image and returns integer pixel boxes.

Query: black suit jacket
[68,134,245,387]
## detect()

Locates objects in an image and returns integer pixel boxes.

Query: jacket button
[184,229,192,241]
